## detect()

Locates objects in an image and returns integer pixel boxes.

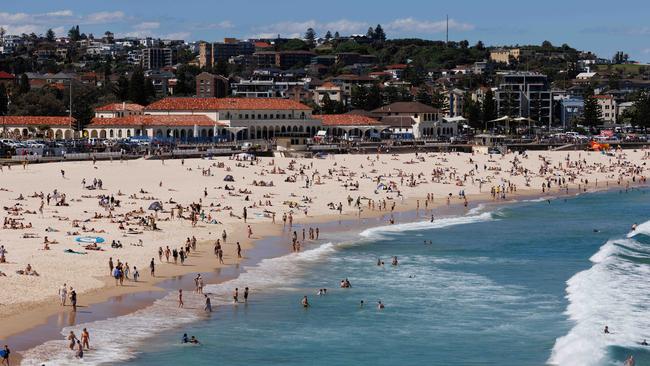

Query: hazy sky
[2,0,650,62]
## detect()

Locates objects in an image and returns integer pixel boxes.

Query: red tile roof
[386,64,408,70]
[254,42,271,48]
[314,114,381,127]
[88,115,222,127]
[145,97,312,111]
[0,71,15,79]
[1,116,74,127]
[95,103,145,112]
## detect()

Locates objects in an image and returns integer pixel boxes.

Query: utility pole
[446,15,449,45]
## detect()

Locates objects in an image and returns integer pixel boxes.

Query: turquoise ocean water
[118,189,650,366]
[22,189,650,365]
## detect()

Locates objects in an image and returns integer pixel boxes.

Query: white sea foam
[20,243,337,366]
[21,211,496,365]
[358,211,494,239]
[549,232,650,366]
[627,220,650,238]
[465,203,486,216]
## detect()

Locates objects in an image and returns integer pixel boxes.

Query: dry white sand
[0,149,646,320]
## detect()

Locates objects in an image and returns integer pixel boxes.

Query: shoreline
[0,149,645,364]
[6,178,639,363]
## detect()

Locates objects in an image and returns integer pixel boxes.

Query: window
[245,114,249,119]
[238,114,242,119]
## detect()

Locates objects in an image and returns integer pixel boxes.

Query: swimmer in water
[301,296,310,308]
[377,301,385,309]
[360,300,364,308]
[641,339,648,346]
[604,325,610,334]
[430,215,434,222]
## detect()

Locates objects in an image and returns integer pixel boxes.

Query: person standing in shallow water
[204,295,212,312]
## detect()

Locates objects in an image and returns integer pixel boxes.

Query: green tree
[128,67,148,105]
[68,25,81,42]
[383,86,400,104]
[305,28,316,48]
[144,79,156,102]
[463,98,482,130]
[214,58,229,77]
[115,74,130,101]
[366,27,375,40]
[0,84,8,117]
[632,91,650,132]
[18,74,30,94]
[374,24,386,42]
[67,82,99,127]
[431,89,449,113]
[416,88,432,105]
[321,93,336,114]
[8,88,66,116]
[325,31,332,42]
[367,84,383,110]
[481,89,497,125]
[46,28,55,42]
[582,87,602,128]
[334,31,340,40]
[351,85,369,110]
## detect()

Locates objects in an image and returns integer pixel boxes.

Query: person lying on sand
[16,264,39,276]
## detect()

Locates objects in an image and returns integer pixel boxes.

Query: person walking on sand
[233,288,239,303]
[108,257,114,276]
[178,289,184,308]
[59,283,67,306]
[237,242,242,259]
[244,287,249,303]
[81,328,90,350]
[70,288,77,312]
[1,345,9,366]
[150,258,155,277]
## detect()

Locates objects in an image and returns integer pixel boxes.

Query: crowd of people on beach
[1,148,649,363]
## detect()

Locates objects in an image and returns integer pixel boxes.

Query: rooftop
[314,114,381,127]
[95,103,145,112]
[372,101,439,114]
[1,116,75,126]
[88,115,221,127]
[145,97,311,111]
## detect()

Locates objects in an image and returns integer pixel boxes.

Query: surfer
[641,339,648,346]
[604,325,610,334]
[632,223,638,231]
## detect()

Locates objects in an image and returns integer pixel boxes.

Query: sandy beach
[0,148,647,363]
